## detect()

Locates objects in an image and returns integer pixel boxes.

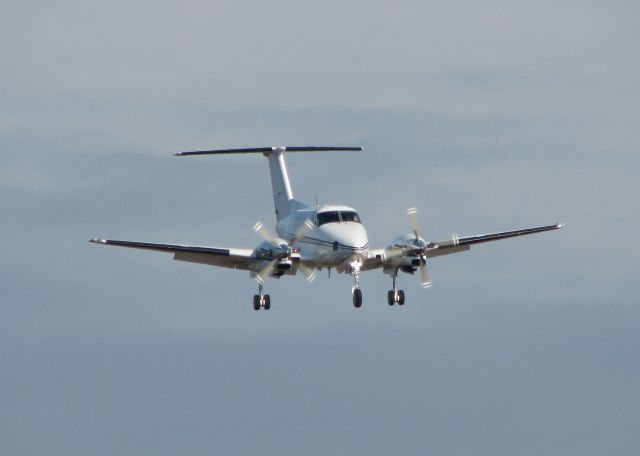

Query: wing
[363,223,563,270]
[89,238,256,270]
[427,223,563,258]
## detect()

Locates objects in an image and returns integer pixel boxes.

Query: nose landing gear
[253,283,271,310]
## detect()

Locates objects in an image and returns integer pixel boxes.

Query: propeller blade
[407,207,421,241]
[419,259,432,288]
[253,221,280,246]
[298,263,318,283]
[291,219,314,244]
[256,258,279,284]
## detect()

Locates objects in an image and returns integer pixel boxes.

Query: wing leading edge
[89,239,256,270]
[427,222,563,258]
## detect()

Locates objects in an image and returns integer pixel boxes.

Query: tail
[175,146,363,220]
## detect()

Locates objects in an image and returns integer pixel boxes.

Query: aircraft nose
[326,223,369,252]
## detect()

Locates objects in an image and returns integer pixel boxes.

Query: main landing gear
[387,272,406,306]
[351,260,363,308]
[352,287,362,308]
[253,283,271,311]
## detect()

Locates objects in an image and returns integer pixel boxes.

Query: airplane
[90,146,563,310]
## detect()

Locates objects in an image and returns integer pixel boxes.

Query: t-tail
[175,146,363,220]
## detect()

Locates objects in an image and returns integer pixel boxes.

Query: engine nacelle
[385,253,420,268]
[388,233,424,249]
[255,239,291,260]
[382,234,421,267]
[276,252,304,277]
[275,260,292,271]
[382,233,431,275]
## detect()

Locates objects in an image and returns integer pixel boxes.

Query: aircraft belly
[300,243,368,268]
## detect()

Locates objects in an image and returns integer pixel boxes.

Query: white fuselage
[275,204,369,268]
[260,149,369,271]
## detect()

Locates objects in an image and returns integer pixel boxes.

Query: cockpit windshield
[340,211,361,223]
[317,211,340,226]
[316,211,362,226]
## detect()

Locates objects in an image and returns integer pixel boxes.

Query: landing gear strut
[351,260,363,308]
[253,283,271,311]
[387,272,405,306]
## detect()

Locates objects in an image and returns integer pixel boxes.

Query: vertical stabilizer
[268,148,293,220]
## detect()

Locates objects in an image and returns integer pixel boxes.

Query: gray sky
[2,1,639,455]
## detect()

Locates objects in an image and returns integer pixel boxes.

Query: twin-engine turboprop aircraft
[90,146,563,310]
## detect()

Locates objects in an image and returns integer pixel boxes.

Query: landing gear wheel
[253,295,260,311]
[387,290,395,306]
[353,288,363,308]
[398,290,405,306]
[263,294,271,310]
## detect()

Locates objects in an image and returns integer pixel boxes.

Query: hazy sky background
[2,1,639,454]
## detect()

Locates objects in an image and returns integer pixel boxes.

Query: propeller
[253,221,287,255]
[255,258,279,285]
[298,263,318,282]
[292,220,320,282]
[252,219,317,282]
[289,219,318,282]
[406,207,432,288]
[407,207,420,241]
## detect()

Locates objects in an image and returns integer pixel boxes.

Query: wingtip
[556,223,566,229]
[89,238,106,244]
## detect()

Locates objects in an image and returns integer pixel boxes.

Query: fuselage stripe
[286,233,369,251]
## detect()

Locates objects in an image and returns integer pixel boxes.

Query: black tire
[387,290,395,306]
[398,290,405,306]
[353,288,362,308]
[264,294,271,310]
[253,295,260,311]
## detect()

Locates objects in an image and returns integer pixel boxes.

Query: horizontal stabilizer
[175,146,363,156]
